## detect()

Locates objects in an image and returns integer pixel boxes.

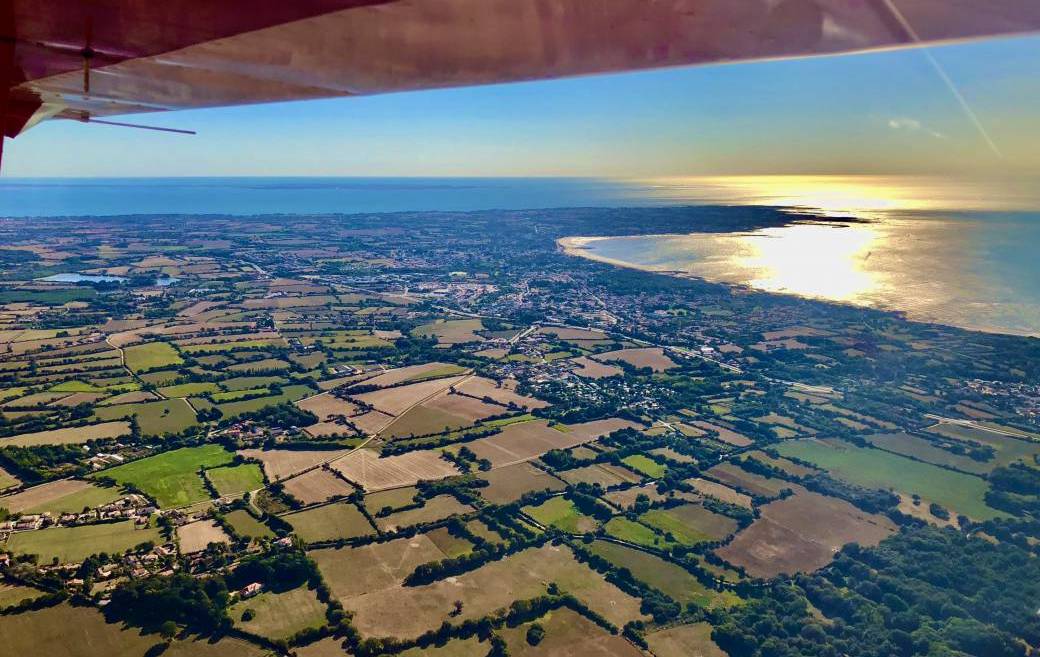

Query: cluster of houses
[0,494,156,537]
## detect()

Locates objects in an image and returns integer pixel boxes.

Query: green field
[523,496,599,534]
[229,584,328,640]
[0,288,95,305]
[284,502,375,543]
[93,398,197,435]
[639,504,737,546]
[49,380,102,393]
[0,583,45,608]
[215,384,314,419]
[207,463,265,496]
[777,438,1004,520]
[4,520,162,562]
[183,339,285,354]
[622,454,667,478]
[158,381,220,397]
[604,516,676,549]
[225,508,276,540]
[589,540,738,608]
[211,387,270,402]
[0,603,265,657]
[123,341,183,372]
[97,444,234,508]
[221,375,288,391]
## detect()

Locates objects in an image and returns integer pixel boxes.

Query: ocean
[1,175,1037,336]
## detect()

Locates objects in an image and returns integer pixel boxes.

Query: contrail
[881,0,1003,158]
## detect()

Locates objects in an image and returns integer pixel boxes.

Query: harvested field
[639,503,739,546]
[330,449,460,491]
[296,392,360,420]
[716,491,896,578]
[705,463,795,498]
[93,398,196,436]
[413,318,486,344]
[646,623,727,657]
[229,585,327,640]
[310,534,450,601]
[177,519,231,553]
[478,462,565,504]
[6,520,162,563]
[283,502,374,543]
[501,607,642,657]
[349,409,396,435]
[456,376,548,409]
[0,479,120,514]
[468,419,635,468]
[558,463,640,487]
[48,392,105,407]
[686,477,753,508]
[604,484,686,510]
[353,375,467,416]
[344,543,646,639]
[0,464,18,490]
[380,404,471,439]
[282,468,355,505]
[591,347,677,372]
[426,390,506,420]
[589,541,736,608]
[354,363,460,389]
[538,326,609,341]
[689,421,753,447]
[238,447,350,481]
[375,494,472,531]
[97,390,158,406]
[569,356,623,379]
[0,420,130,448]
[565,418,641,442]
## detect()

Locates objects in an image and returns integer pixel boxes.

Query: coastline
[557,235,1040,339]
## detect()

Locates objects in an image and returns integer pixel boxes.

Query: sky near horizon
[4,34,1039,178]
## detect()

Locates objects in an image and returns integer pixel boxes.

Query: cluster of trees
[106,550,320,634]
[711,525,1040,657]
[985,464,1040,517]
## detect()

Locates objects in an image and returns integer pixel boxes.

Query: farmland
[123,341,183,372]
[776,438,1004,520]
[206,462,265,496]
[93,398,197,435]
[97,444,234,508]
[523,496,599,533]
[717,491,897,578]
[0,479,121,514]
[588,540,738,608]
[283,502,374,542]
[639,503,739,546]
[229,585,328,640]
[0,421,130,447]
[343,544,646,639]
[5,520,162,563]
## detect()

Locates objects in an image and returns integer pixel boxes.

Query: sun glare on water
[733,223,881,301]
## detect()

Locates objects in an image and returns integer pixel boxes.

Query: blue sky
[4,34,1039,178]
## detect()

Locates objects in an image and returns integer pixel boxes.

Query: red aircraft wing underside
[2,0,1040,165]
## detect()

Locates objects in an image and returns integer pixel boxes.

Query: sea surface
[1,175,1038,336]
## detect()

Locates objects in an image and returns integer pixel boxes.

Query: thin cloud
[887,117,947,139]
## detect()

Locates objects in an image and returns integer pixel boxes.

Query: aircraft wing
[3,0,1040,145]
